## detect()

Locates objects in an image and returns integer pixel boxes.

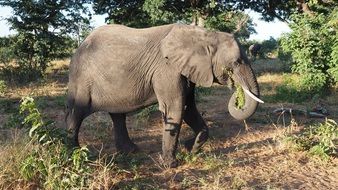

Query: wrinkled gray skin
[66,24,261,168]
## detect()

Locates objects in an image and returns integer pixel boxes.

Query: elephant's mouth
[213,67,235,88]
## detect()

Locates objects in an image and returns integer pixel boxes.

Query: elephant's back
[73,24,173,69]
[68,24,172,113]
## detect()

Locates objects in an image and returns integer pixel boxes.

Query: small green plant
[17,97,91,188]
[177,151,200,164]
[20,97,67,143]
[290,119,337,160]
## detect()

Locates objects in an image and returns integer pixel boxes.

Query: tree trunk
[197,16,205,27]
[191,14,205,28]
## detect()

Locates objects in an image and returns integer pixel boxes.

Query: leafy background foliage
[0,0,91,83]
[281,8,338,94]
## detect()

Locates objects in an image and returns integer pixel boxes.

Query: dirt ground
[0,59,337,189]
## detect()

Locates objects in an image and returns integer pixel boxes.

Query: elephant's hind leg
[184,86,209,153]
[66,106,87,147]
[109,113,138,153]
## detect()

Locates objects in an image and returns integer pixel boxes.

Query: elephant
[65,24,263,168]
[248,43,262,60]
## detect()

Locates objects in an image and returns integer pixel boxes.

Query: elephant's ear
[160,25,215,87]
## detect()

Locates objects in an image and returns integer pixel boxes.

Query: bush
[290,119,337,160]
[0,35,76,83]
[280,8,338,93]
[0,37,15,65]
[277,42,292,63]
[0,97,115,189]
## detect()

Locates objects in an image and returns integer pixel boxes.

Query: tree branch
[233,14,249,34]
[296,0,314,15]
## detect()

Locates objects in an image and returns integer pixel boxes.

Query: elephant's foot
[67,135,80,148]
[162,156,179,168]
[184,130,208,153]
[116,141,139,154]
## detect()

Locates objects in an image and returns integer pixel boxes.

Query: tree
[92,0,256,39]
[280,3,338,93]
[92,0,152,27]
[0,0,91,82]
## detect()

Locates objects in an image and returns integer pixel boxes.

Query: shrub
[136,104,158,120]
[0,97,115,189]
[290,119,337,160]
[280,8,338,93]
[0,35,76,83]
[0,42,14,65]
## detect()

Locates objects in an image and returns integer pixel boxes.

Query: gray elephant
[66,24,263,168]
[249,43,262,60]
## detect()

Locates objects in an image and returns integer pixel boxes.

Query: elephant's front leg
[153,74,185,168]
[159,97,184,168]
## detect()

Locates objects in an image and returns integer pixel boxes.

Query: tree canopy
[0,0,91,81]
[92,0,259,40]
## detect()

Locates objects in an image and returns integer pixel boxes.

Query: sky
[0,6,290,41]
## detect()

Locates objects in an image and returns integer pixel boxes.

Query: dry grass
[0,58,338,189]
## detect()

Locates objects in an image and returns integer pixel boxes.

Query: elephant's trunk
[228,65,262,120]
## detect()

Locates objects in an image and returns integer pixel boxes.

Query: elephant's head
[161,24,263,120]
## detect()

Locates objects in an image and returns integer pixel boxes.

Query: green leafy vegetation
[0,97,116,189]
[93,0,257,39]
[281,7,338,93]
[0,0,91,83]
[289,119,337,160]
